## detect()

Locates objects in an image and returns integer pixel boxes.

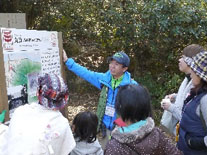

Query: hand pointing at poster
[63,49,68,63]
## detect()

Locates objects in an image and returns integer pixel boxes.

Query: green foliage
[49,0,207,77]
[136,72,182,108]
[12,59,41,86]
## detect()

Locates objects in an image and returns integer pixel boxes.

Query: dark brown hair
[115,84,152,123]
[183,44,204,58]
[73,111,98,143]
[192,79,207,94]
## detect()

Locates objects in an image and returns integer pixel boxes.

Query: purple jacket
[105,117,182,155]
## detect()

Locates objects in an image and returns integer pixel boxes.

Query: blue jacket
[65,58,138,130]
[177,92,207,155]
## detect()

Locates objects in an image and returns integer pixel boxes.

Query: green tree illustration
[12,59,41,86]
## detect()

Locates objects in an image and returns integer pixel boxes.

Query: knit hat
[37,73,69,110]
[186,51,207,82]
[108,51,130,67]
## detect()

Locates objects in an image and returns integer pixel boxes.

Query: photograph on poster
[27,72,40,102]
[7,85,27,117]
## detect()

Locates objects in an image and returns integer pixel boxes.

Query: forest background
[1,0,207,124]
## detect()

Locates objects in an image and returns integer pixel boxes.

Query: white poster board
[0,28,62,118]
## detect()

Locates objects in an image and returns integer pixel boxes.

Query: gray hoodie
[70,139,103,155]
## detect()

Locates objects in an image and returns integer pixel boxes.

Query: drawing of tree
[12,59,41,86]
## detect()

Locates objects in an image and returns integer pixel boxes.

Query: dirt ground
[66,92,99,124]
[66,91,105,142]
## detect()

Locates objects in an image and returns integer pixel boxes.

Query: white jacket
[0,102,75,155]
[168,78,193,121]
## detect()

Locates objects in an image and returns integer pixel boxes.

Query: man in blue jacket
[63,50,137,148]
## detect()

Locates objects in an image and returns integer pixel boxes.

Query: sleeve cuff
[65,58,75,69]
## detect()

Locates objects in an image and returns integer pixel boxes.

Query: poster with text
[0,28,61,118]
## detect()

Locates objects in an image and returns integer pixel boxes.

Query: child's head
[115,84,152,123]
[72,111,98,143]
[37,73,69,110]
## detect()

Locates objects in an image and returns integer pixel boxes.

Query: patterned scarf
[96,86,108,131]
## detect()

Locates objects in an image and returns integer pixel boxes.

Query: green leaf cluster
[12,59,41,86]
